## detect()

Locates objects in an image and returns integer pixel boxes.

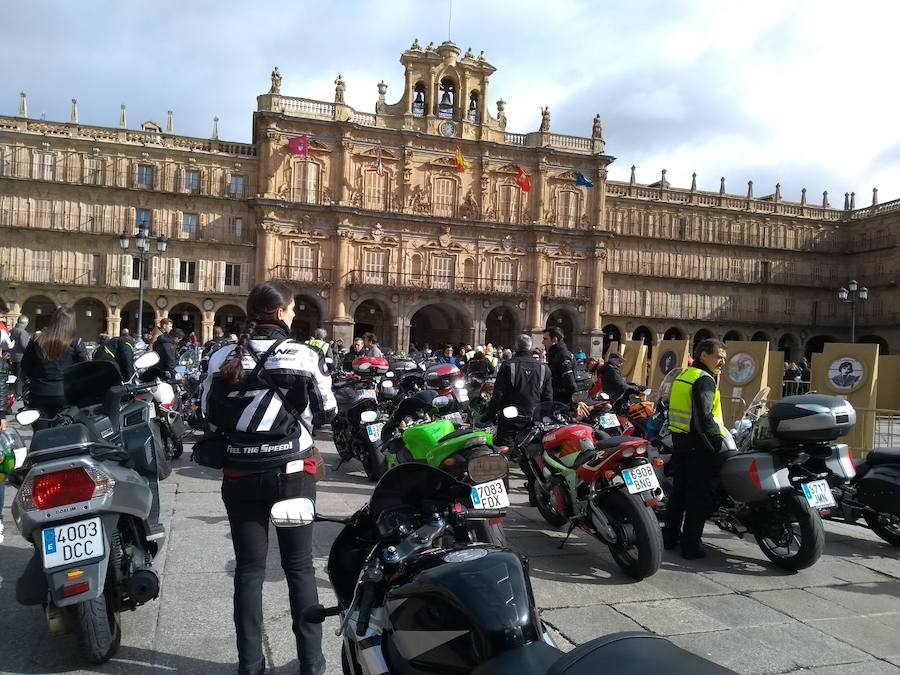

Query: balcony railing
[348,270,533,296]
[542,284,592,301]
[269,265,332,286]
[0,265,99,286]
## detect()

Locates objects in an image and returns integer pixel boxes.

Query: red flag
[287,135,309,156]
[515,167,532,193]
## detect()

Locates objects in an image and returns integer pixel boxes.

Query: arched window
[363,169,387,209]
[463,257,475,279]
[438,77,456,119]
[557,190,579,228]
[431,254,455,289]
[467,91,479,123]
[294,161,319,204]
[410,253,424,285]
[498,183,520,223]
[433,178,457,217]
[412,82,427,117]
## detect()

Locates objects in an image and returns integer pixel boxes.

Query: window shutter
[215,261,226,292]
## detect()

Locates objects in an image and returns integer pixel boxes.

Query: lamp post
[119,222,168,340]
[837,280,868,344]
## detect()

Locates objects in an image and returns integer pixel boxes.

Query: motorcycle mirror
[270,497,315,527]
[453,379,466,390]
[16,409,41,426]
[360,410,379,423]
[432,395,450,407]
[135,351,161,370]
[599,392,610,400]
[643,389,652,396]
[502,406,519,419]
[386,371,394,378]
[6,375,16,384]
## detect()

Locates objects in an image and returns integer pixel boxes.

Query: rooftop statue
[539,106,551,132]
[334,74,346,104]
[269,67,282,95]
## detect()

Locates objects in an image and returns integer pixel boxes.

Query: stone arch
[805,334,839,359]
[409,301,472,350]
[631,324,655,360]
[21,294,58,332]
[353,297,393,347]
[663,326,684,341]
[73,297,107,342]
[603,323,623,355]
[412,81,427,116]
[723,329,743,342]
[692,328,715,350]
[294,294,325,341]
[545,305,580,350]
[858,335,889,355]
[436,67,461,118]
[121,299,156,338]
[777,333,800,362]
[751,330,772,343]
[467,89,480,122]
[170,302,202,337]
[214,304,247,336]
[484,303,519,350]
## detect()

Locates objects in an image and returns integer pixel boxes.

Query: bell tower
[375,39,504,142]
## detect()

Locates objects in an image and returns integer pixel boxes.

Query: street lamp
[119,222,168,339]
[837,279,868,344]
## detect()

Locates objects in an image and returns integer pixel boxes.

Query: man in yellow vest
[305,327,332,361]
[662,338,728,560]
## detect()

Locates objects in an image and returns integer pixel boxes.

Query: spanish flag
[454,147,469,173]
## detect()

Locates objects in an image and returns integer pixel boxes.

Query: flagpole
[448,0,452,41]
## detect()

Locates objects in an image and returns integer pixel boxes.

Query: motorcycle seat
[594,435,636,451]
[866,447,900,466]
[471,641,563,675]
[438,428,477,442]
[547,631,734,675]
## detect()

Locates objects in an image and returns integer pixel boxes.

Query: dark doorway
[485,306,517,350]
[293,295,323,341]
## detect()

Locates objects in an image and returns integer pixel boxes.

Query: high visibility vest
[667,366,726,436]
[305,338,329,356]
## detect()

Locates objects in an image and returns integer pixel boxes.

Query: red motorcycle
[508,401,663,579]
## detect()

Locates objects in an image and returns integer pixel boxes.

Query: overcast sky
[2,0,897,204]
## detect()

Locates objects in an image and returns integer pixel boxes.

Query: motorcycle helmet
[424,363,461,389]
[351,356,390,376]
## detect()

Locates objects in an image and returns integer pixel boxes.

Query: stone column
[331,228,353,345]
[106,307,122,336]
[533,160,548,223]
[256,223,277,280]
[201,310,215,343]
[528,246,544,334]
[594,166,609,229]
[587,243,608,357]
[339,138,353,204]
[263,130,279,197]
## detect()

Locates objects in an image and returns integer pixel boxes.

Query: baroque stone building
[1,40,897,357]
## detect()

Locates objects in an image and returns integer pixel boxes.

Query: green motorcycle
[368,393,509,545]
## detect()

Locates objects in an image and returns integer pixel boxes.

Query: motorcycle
[370,391,508,546]
[651,378,828,570]
[508,401,664,579]
[9,352,168,664]
[293,463,733,675]
[333,356,392,481]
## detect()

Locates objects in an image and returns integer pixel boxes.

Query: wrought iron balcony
[348,270,533,296]
[542,284,592,302]
[269,265,332,286]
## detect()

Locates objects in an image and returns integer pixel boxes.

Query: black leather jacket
[21,339,88,400]
[153,333,179,377]
[547,341,576,404]
[487,352,552,418]
[0,357,9,419]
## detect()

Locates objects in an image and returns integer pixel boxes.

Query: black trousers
[222,471,324,675]
[29,394,66,431]
[663,448,716,552]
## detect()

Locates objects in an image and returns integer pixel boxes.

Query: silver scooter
[10,351,168,664]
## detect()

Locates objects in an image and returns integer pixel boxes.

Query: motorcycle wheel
[342,647,361,675]
[863,511,900,547]
[363,442,387,483]
[754,493,824,570]
[469,518,507,547]
[75,584,121,664]
[535,480,568,527]
[603,490,663,580]
[171,437,184,460]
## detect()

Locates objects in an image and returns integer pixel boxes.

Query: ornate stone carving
[496,99,507,129]
[334,74,346,104]
[502,235,512,252]
[409,185,430,214]
[460,190,479,219]
[410,38,422,51]
[439,226,452,247]
[322,186,334,204]
[392,187,405,212]
[269,67,282,94]
[592,114,603,139]
[372,223,385,242]
[594,244,609,260]
[539,106,551,132]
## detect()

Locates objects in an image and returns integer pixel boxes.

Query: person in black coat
[21,307,87,426]
[542,327,576,404]
[598,353,640,402]
[152,318,179,379]
[94,333,136,380]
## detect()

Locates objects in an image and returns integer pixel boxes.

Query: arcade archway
[484,305,518,350]
[723,330,743,342]
[692,328,714,350]
[293,295,324,341]
[805,334,838,359]
[602,323,622,355]
[215,304,247,336]
[663,327,684,341]
[778,333,800,362]
[409,302,471,350]
[171,302,202,338]
[858,335,889,355]
[546,309,577,350]
[21,295,57,332]
[73,298,107,341]
[121,300,155,338]
[752,331,771,343]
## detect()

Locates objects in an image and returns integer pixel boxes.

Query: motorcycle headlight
[467,455,508,483]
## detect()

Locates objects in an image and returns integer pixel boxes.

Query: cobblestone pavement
[1,432,899,675]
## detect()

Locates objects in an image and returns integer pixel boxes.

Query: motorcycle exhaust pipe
[127,568,160,605]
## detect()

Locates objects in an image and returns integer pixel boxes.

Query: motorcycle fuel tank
[542,424,594,467]
[384,546,540,674]
[719,451,792,503]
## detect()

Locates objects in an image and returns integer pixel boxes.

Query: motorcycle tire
[469,518,507,547]
[363,442,387,483]
[535,480,568,528]
[75,584,121,664]
[753,493,824,570]
[342,647,362,675]
[603,489,663,580]
[171,438,184,460]
[862,511,900,547]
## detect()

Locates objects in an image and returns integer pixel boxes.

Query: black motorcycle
[299,464,733,674]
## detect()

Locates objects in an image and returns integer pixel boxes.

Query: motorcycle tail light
[21,466,115,512]
[652,457,665,467]
[603,470,616,481]
[635,446,647,455]
[622,448,635,458]
[63,581,90,598]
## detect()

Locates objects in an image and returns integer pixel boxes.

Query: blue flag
[575,171,594,188]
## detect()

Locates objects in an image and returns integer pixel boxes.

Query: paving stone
[683,594,792,628]
[542,604,644,644]
[810,616,900,659]
[646,565,734,598]
[614,598,726,635]
[750,588,858,621]
[790,661,900,674]
[805,582,900,615]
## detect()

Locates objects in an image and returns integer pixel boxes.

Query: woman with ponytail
[201,281,334,675]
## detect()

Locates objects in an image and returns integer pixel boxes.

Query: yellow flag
[454,147,469,172]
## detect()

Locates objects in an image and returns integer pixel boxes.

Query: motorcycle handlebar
[355,582,377,637]
[468,508,505,520]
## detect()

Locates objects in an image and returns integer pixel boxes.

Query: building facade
[1,40,897,357]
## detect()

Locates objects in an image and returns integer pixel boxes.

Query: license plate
[443,412,464,425]
[360,389,377,400]
[622,464,660,494]
[471,479,510,509]
[802,479,837,509]
[366,423,384,442]
[41,517,104,570]
[599,413,620,429]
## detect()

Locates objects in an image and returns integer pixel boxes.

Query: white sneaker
[0,521,4,545]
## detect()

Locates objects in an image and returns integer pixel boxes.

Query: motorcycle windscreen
[385,549,540,672]
[369,464,471,519]
[64,361,122,407]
